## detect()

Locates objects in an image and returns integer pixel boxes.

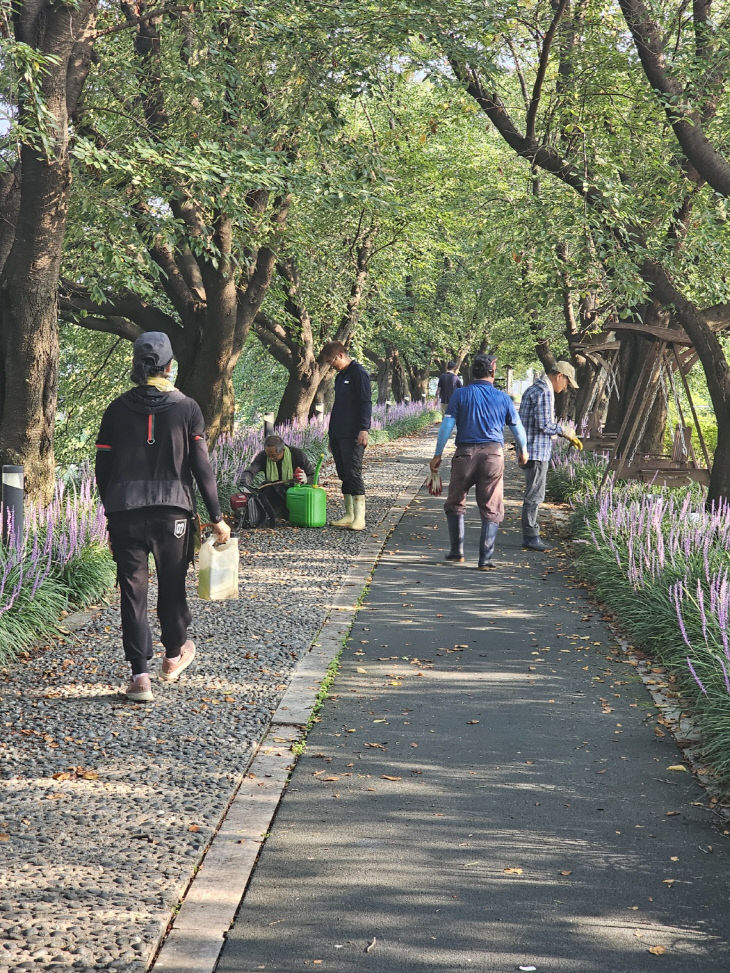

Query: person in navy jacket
[321,340,372,531]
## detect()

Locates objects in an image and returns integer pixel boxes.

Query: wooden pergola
[577,323,711,488]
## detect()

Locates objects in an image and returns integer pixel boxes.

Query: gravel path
[0,433,432,973]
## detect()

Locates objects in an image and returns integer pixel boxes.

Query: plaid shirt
[519,375,563,462]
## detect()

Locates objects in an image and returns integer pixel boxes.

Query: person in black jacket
[436,361,462,413]
[95,332,230,703]
[239,435,315,521]
[321,340,372,531]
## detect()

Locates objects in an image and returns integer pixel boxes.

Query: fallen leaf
[381,775,402,781]
[0,833,9,842]
[559,870,572,876]
[666,765,687,772]
[648,945,666,955]
[188,824,200,833]
[503,867,523,874]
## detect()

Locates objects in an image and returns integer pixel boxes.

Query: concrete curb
[149,463,429,973]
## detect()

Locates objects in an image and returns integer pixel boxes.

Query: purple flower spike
[686,657,708,696]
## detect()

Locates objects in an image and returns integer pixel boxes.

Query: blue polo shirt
[446,381,519,445]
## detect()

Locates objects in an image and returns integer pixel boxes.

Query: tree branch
[526,0,569,141]
[619,0,730,196]
[252,314,295,368]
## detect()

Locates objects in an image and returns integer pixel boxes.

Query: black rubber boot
[478,521,499,569]
[522,535,551,551]
[445,513,465,562]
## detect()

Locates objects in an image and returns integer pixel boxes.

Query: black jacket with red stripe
[95,386,222,522]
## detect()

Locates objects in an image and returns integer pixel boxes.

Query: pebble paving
[0,434,430,973]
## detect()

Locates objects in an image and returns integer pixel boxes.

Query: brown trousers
[443,443,505,523]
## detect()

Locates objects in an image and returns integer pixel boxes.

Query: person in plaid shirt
[518,361,583,551]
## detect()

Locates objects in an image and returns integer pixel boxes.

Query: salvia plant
[0,473,115,663]
[552,455,730,781]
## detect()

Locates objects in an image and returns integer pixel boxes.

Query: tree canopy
[3,0,730,499]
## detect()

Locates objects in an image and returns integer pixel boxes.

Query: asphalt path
[216,465,730,973]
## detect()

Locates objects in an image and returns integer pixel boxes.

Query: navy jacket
[329,360,372,439]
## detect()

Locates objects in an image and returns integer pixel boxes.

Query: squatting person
[239,434,315,522]
[95,331,230,703]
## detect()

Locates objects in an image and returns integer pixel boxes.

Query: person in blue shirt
[429,353,528,569]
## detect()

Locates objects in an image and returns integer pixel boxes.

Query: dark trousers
[265,483,289,519]
[521,459,549,537]
[443,443,505,523]
[107,507,192,675]
[329,436,366,496]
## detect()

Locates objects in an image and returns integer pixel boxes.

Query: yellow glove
[565,432,583,451]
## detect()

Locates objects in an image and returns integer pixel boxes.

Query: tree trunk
[0,1,97,503]
[392,352,409,403]
[276,365,321,425]
[317,374,336,415]
[175,295,238,440]
[708,406,730,506]
[408,368,430,401]
[0,265,60,504]
[375,357,392,404]
[372,344,405,404]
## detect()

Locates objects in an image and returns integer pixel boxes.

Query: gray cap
[554,360,578,389]
[133,332,173,369]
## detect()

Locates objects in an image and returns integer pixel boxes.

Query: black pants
[107,507,192,675]
[329,436,366,496]
[263,483,289,519]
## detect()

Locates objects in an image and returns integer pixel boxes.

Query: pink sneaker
[160,640,196,682]
[125,673,153,702]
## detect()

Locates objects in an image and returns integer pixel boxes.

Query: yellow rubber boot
[331,494,354,527]
[349,495,366,531]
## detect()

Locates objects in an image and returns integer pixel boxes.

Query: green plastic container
[286,454,326,527]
